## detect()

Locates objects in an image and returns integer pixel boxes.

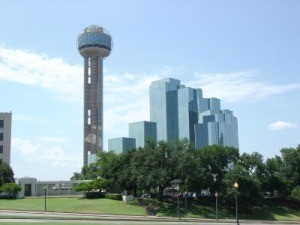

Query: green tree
[291,186,300,201]
[70,163,100,180]
[134,142,160,197]
[75,181,93,192]
[239,152,265,178]
[176,142,200,192]
[97,151,122,193]
[70,172,84,180]
[117,149,137,195]
[222,164,262,207]
[262,156,287,197]
[131,147,150,193]
[197,145,239,194]
[280,145,300,192]
[75,178,107,192]
[0,183,21,198]
[261,145,300,197]
[131,140,179,199]
[0,161,14,186]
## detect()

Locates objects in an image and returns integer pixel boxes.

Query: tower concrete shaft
[77,25,112,166]
[83,57,103,166]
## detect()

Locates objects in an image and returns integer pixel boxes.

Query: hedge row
[105,193,122,201]
[85,192,106,199]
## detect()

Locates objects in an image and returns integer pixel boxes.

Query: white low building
[16,177,85,198]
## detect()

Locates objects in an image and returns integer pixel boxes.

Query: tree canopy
[71,141,300,205]
[0,161,15,187]
[0,183,21,198]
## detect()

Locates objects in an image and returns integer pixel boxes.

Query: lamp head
[233,181,239,189]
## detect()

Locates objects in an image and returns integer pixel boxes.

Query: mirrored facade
[108,137,136,153]
[129,121,156,148]
[108,77,239,153]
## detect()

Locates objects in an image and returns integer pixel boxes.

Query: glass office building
[177,87,202,142]
[149,78,238,150]
[109,77,238,152]
[150,78,182,142]
[129,121,157,148]
[195,109,239,149]
[108,137,136,153]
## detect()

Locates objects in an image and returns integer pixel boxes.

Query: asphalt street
[1,210,300,224]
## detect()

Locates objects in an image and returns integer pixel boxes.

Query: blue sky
[0,0,299,180]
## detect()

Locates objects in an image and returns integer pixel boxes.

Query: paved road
[1,219,300,224]
[1,210,300,224]
[0,219,266,224]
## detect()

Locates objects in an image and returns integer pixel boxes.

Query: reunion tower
[77,25,112,166]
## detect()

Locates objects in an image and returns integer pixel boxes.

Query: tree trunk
[158,185,164,201]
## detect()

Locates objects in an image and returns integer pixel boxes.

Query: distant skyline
[0,0,299,180]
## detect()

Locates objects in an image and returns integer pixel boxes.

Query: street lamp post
[44,186,47,211]
[215,192,218,220]
[233,182,239,225]
[184,192,187,218]
[176,185,180,220]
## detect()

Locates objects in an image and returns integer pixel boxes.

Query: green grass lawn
[0,197,299,221]
[145,198,300,221]
[0,197,145,215]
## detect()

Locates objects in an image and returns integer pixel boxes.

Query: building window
[0,133,3,141]
[0,145,3,153]
[0,120,3,128]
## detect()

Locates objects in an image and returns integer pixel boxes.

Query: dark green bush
[105,193,122,201]
[291,186,300,201]
[85,192,106,199]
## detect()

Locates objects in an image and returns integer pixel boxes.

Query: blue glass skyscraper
[177,87,202,142]
[150,78,182,142]
[108,137,136,153]
[149,78,238,149]
[129,121,157,148]
[195,109,239,149]
[109,77,238,153]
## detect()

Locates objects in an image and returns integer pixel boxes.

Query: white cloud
[12,137,82,179]
[269,121,298,130]
[187,71,300,103]
[0,46,82,102]
[103,73,161,138]
[35,136,70,144]
[2,45,299,106]
[13,114,50,123]
[12,138,42,155]
[12,137,80,162]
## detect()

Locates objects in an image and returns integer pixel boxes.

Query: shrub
[75,178,107,193]
[291,186,300,201]
[0,183,21,199]
[105,193,122,201]
[85,192,106,199]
